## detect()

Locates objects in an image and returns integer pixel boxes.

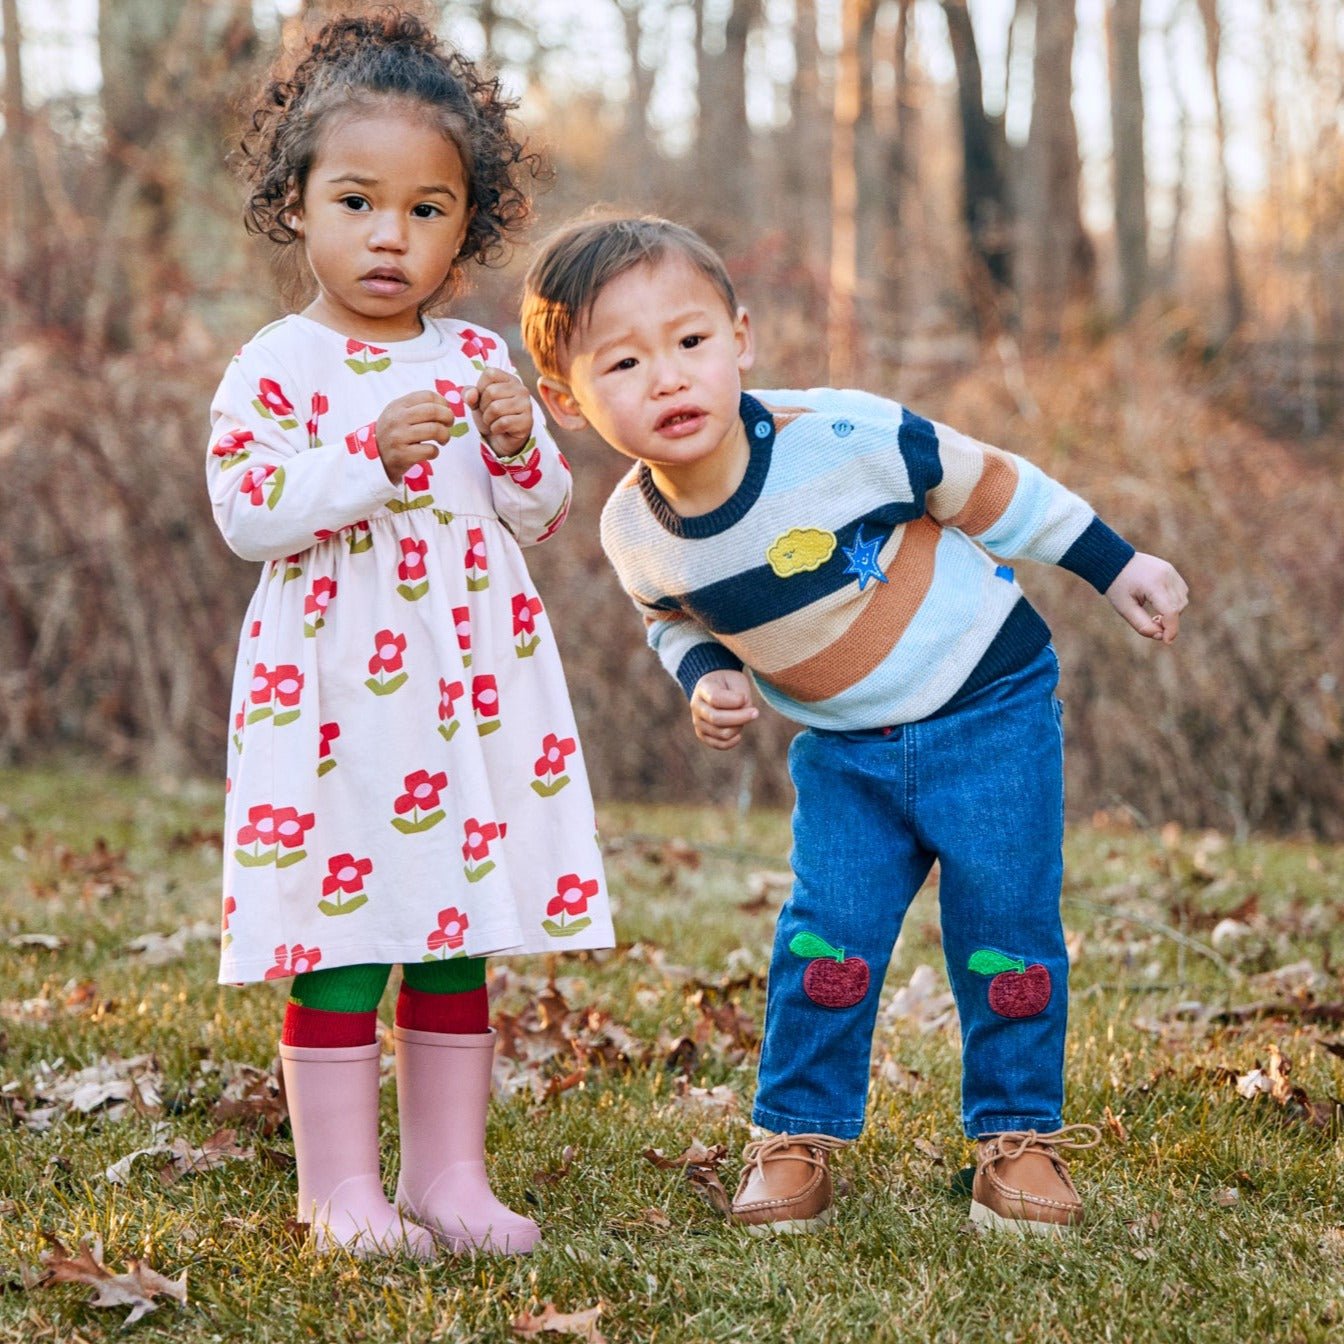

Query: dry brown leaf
[1213,1187,1239,1207]
[913,1137,944,1165]
[670,1080,739,1116]
[533,1145,577,1185]
[1103,1105,1129,1143]
[643,1139,728,1170]
[34,1235,186,1325]
[512,1302,606,1343]
[9,933,66,951]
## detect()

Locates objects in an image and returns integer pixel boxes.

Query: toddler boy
[520,215,1188,1235]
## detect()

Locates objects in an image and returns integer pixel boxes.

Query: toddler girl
[207,10,612,1259]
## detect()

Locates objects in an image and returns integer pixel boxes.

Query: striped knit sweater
[599,389,1135,729]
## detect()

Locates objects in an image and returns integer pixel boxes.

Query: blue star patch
[841,527,888,591]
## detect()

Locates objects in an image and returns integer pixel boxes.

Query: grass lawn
[2,766,1343,1343]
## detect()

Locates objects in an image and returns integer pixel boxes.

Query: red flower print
[271,664,304,708]
[402,459,434,494]
[346,339,388,356]
[322,853,373,898]
[319,721,340,758]
[461,817,503,862]
[212,429,254,459]
[256,378,294,420]
[249,663,276,707]
[222,895,236,932]
[398,537,428,582]
[249,619,262,638]
[237,802,280,848]
[536,499,570,544]
[311,392,329,416]
[305,577,337,617]
[438,678,465,721]
[472,675,498,719]
[239,463,278,506]
[427,906,469,954]
[482,444,542,489]
[512,593,544,637]
[464,527,488,573]
[368,629,407,675]
[459,328,497,362]
[272,806,315,850]
[535,732,576,780]
[434,379,467,419]
[394,768,448,815]
[265,942,323,980]
[345,422,379,460]
[547,874,598,919]
[453,607,471,657]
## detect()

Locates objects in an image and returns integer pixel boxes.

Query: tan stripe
[763,515,942,702]
[943,449,1018,536]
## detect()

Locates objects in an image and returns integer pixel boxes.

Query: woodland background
[0,0,1340,837]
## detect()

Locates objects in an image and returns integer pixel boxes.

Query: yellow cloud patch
[767,527,837,578]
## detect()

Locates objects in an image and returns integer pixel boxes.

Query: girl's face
[292,104,472,341]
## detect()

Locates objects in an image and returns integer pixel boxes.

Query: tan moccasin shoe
[970,1125,1100,1236]
[730,1132,846,1236]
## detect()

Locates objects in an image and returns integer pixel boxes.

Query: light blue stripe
[976,457,1056,558]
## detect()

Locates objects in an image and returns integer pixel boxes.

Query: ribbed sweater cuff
[1057,517,1136,593]
[675,642,745,699]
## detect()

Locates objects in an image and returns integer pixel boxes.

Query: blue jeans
[753,645,1068,1140]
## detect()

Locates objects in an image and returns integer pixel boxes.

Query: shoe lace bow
[742,1131,847,1178]
[991,1123,1101,1162]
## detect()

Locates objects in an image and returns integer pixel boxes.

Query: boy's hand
[466,367,534,459]
[375,391,454,485]
[1105,552,1189,644]
[691,670,759,750]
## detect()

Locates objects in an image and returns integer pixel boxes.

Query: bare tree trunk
[696,0,762,227]
[829,0,871,384]
[1,0,38,334]
[1156,0,1189,294]
[785,0,828,264]
[619,0,654,152]
[877,0,915,325]
[940,0,1014,329]
[1018,0,1090,346]
[1194,0,1245,337]
[1107,0,1148,319]
[854,0,882,342]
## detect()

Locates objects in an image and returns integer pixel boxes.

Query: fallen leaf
[533,1145,576,1185]
[8,933,66,951]
[512,1301,606,1342]
[642,1139,728,1170]
[33,1235,186,1326]
[1103,1105,1129,1143]
[913,1137,944,1165]
[1213,1187,1239,1207]
[670,1080,738,1115]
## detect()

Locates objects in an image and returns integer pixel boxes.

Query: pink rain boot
[279,1041,437,1259]
[393,1027,541,1254]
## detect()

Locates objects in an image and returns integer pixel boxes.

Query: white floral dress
[206,314,613,984]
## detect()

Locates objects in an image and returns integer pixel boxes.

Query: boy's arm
[923,421,1187,638]
[206,344,399,564]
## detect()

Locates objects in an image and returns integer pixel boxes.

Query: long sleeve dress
[207,314,613,984]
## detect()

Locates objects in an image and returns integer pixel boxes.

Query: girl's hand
[466,367,534,459]
[1105,552,1189,643]
[376,391,456,485]
[691,670,759,750]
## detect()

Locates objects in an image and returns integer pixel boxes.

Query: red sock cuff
[395,983,489,1034]
[281,1001,379,1048]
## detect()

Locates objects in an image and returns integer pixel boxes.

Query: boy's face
[537,254,753,478]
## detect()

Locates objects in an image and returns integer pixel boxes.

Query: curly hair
[238,6,543,303]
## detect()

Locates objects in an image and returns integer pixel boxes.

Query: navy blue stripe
[639,393,776,538]
[675,642,744,699]
[1057,516,1135,593]
[668,508,925,635]
[898,407,943,502]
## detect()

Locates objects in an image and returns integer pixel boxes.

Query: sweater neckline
[638,393,775,538]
